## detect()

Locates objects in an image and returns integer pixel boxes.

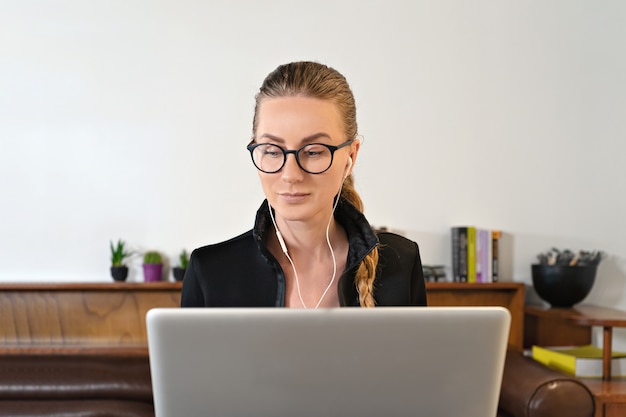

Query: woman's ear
[347,137,361,173]
[343,157,353,179]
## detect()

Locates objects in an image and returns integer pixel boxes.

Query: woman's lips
[278,192,309,203]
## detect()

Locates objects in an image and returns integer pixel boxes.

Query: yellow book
[532,345,626,378]
[467,227,476,283]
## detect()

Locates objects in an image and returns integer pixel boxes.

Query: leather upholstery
[0,401,155,417]
[0,354,154,417]
[497,350,595,417]
[0,350,594,417]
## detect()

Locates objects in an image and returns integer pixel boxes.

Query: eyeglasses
[247,139,354,174]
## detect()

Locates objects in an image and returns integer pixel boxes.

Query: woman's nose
[280,153,304,182]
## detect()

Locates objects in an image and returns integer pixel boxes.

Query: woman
[181,61,427,308]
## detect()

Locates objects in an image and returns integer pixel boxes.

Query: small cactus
[143,251,162,265]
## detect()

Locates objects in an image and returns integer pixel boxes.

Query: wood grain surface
[0,282,181,349]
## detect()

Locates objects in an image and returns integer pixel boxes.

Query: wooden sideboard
[426,282,525,351]
[0,282,182,354]
[0,281,524,353]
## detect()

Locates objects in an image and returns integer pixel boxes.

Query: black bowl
[531,264,597,308]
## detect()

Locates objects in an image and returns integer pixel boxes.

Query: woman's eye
[262,146,282,157]
[302,146,327,158]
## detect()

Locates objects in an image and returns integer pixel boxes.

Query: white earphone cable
[269,180,344,309]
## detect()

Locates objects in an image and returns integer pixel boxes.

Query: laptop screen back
[147,307,510,417]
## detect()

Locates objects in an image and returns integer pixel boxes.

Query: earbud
[269,204,289,255]
[276,230,289,254]
[343,157,353,180]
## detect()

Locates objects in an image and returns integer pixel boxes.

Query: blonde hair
[253,61,378,307]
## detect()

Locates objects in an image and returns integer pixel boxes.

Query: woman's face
[254,96,358,224]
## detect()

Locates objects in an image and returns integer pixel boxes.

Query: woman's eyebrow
[258,132,332,144]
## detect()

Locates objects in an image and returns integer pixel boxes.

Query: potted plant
[110,239,133,281]
[143,251,163,282]
[172,249,189,282]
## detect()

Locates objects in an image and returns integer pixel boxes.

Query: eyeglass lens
[251,143,333,174]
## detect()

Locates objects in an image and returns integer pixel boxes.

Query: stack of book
[422,265,446,282]
[451,226,501,283]
[532,344,626,378]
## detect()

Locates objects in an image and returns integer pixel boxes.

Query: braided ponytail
[340,176,378,307]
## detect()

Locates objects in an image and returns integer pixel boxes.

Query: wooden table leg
[603,326,613,380]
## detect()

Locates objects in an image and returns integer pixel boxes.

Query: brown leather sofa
[498,350,595,417]
[0,353,154,417]
[0,350,594,417]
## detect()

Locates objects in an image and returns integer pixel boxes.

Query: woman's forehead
[256,96,344,141]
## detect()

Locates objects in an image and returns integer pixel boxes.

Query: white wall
[1,1,625,343]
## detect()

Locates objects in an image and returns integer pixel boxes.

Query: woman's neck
[275,215,339,260]
[270,209,349,309]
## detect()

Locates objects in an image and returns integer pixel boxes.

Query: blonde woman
[181,61,426,308]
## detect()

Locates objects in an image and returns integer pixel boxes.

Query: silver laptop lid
[147,307,510,417]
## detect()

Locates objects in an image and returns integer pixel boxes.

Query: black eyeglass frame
[246,138,354,174]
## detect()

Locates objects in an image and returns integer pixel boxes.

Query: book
[451,227,468,282]
[467,227,476,283]
[532,345,626,378]
[475,229,491,283]
[422,265,446,282]
[475,229,483,283]
[486,229,493,282]
[451,226,503,283]
[491,230,501,282]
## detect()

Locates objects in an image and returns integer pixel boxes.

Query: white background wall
[2,1,625,344]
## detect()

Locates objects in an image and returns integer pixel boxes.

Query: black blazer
[181,199,427,308]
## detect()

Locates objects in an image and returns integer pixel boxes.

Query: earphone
[268,155,353,308]
[274,156,352,257]
[269,195,340,308]
[343,157,353,180]
[276,229,288,254]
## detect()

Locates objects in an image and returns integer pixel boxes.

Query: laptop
[147,307,510,417]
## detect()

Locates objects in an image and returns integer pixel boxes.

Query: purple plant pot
[143,264,163,282]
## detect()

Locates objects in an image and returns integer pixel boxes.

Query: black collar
[252,198,379,272]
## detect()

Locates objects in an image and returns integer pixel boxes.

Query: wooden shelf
[0,282,182,351]
[426,282,525,351]
[0,281,523,353]
[526,304,626,381]
[0,345,149,356]
[0,281,182,291]
[526,304,626,328]
[524,304,626,417]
